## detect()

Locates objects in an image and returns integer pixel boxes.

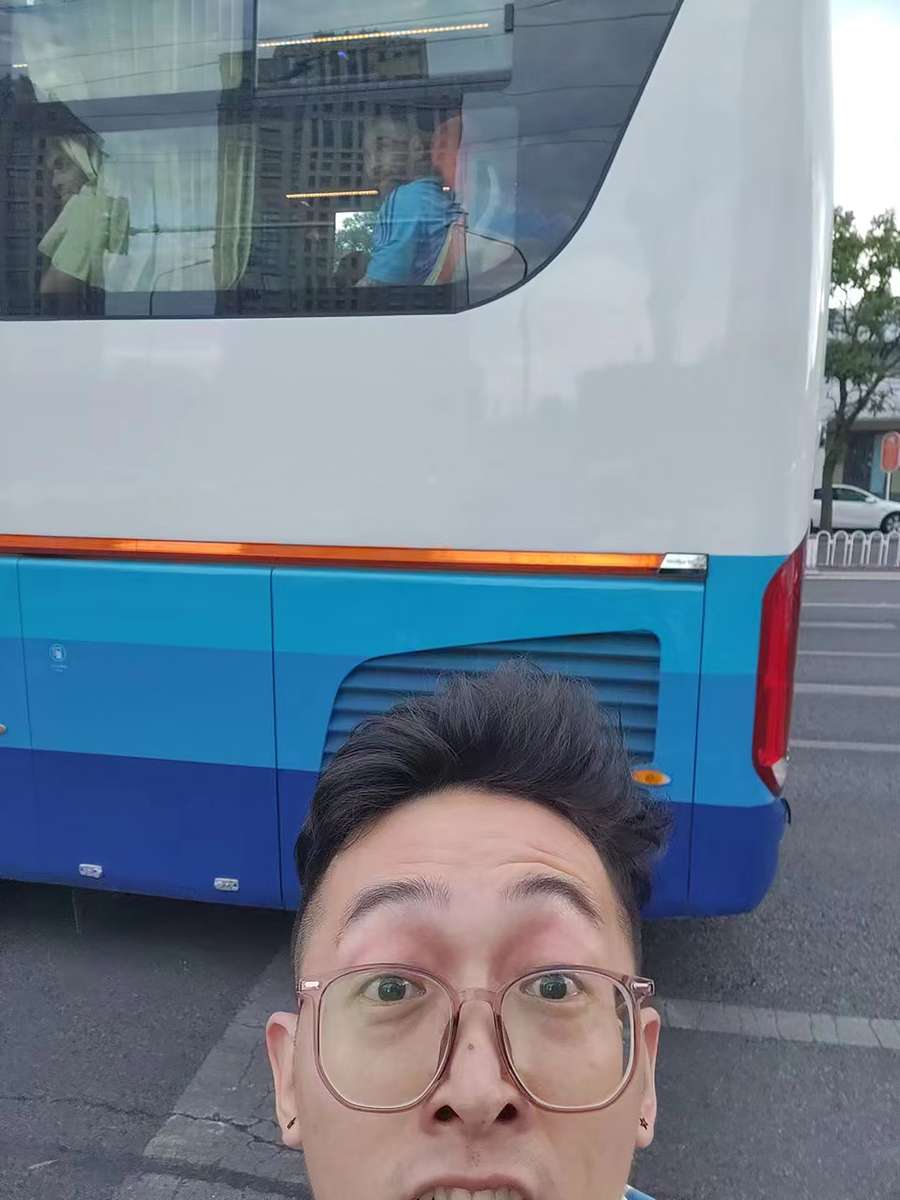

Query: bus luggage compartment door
[17,559,280,906]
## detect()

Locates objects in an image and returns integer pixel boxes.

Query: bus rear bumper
[646,796,787,919]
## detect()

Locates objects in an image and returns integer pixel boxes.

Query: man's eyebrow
[335,877,451,945]
[504,872,606,930]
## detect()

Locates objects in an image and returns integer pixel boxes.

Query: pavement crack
[172,1110,280,1151]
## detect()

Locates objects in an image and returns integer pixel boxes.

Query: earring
[639,1117,649,1130]
[287,1117,297,1130]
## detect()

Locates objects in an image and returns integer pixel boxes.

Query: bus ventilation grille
[322,633,660,768]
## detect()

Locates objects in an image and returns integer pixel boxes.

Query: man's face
[364,127,420,189]
[267,788,660,1200]
[50,150,86,203]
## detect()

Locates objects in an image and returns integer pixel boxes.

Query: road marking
[806,571,900,581]
[791,738,900,754]
[802,601,900,609]
[658,999,899,1049]
[798,650,900,658]
[801,620,896,629]
[113,950,310,1199]
[794,682,900,699]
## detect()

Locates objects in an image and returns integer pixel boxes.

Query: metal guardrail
[807,529,900,569]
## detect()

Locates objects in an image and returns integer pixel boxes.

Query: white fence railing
[807,529,900,570]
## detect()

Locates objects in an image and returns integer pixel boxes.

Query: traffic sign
[881,431,900,474]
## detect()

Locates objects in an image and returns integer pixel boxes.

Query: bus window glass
[0,0,679,319]
[6,0,249,101]
[256,2,511,91]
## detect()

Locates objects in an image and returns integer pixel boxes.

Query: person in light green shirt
[39,135,128,306]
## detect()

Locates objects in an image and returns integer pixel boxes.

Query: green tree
[821,207,900,531]
[334,210,377,258]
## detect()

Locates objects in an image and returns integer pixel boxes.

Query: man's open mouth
[415,1190,526,1200]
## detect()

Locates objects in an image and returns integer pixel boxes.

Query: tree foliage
[820,207,900,530]
[334,210,377,258]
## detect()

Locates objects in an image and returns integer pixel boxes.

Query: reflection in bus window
[38,135,130,310]
[0,0,680,320]
[359,116,463,287]
[255,1,511,92]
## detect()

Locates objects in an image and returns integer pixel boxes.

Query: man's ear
[266,1012,303,1149]
[635,1006,661,1148]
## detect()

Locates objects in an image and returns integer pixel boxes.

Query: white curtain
[19,0,254,298]
[19,0,247,101]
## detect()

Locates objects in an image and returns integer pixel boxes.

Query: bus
[0,0,832,917]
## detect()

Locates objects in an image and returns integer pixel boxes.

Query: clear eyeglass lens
[317,967,634,1110]
[318,969,453,1108]
[501,970,634,1107]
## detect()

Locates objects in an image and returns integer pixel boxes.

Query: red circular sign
[881,431,900,474]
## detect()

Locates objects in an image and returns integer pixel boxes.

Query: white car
[811,484,900,533]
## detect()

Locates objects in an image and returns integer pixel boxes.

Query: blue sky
[832,0,900,227]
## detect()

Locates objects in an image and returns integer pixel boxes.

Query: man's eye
[360,974,425,1004]
[521,972,582,1001]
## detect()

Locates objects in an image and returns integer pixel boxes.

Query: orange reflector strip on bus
[632,769,672,787]
[0,535,665,575]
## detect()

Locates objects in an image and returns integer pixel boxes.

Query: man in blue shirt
[359,115,463,286]
[267,666,666,1200]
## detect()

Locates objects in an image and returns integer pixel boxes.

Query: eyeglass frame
[296,963,656,1115]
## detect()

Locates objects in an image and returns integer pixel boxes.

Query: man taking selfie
[267,665,668,1200]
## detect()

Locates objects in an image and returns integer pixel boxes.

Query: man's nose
[421,999,525,1131]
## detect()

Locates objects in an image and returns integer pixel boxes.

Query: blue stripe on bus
[18,559,273,651]
[0,751,782,918]
[0,746,281,907]
[21,639,276,767]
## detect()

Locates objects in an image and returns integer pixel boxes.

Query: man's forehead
[303,788,632,963]
[333,870,608,947]
[325,789,609,892]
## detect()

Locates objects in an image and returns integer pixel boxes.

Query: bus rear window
[0,0,679,320]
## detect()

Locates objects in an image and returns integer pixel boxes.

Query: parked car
[811,485,900,532]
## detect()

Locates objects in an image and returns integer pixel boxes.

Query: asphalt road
[1,570,898,1200]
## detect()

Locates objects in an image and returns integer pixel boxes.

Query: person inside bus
[267,665,666,1200]
[38,134,128,311]
[39,137,103,296]
[358,114,464,287]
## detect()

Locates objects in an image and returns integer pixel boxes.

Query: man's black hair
[292,662,670,969]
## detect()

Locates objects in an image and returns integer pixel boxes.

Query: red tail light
[753,541,805,796]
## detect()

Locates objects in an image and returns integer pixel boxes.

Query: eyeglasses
[296,963,655,1113]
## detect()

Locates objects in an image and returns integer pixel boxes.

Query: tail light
[753,541,805,795]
